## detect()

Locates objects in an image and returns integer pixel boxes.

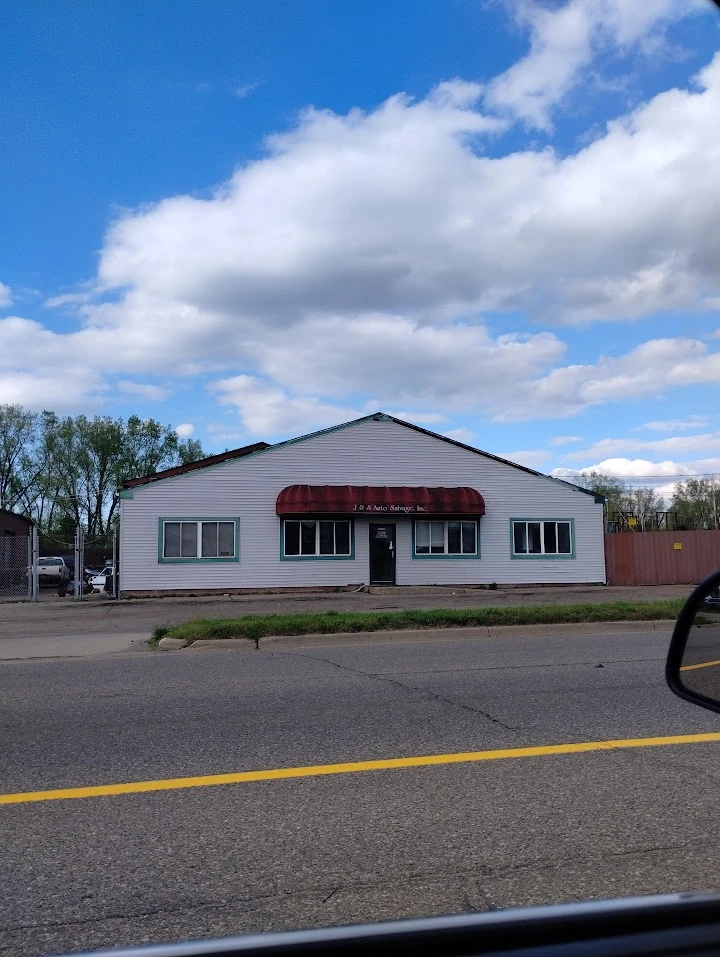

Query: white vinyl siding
[120,419,605,590]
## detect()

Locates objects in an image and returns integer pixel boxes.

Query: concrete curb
[183,638,256,651]
[158,636,189,650]
[171,619,678,652]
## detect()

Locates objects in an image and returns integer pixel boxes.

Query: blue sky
[1,0,720,494]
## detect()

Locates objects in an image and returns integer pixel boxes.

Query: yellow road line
[3,732,720,806]
[680,658,720,672]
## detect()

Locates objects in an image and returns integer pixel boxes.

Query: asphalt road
[2,627,720,956]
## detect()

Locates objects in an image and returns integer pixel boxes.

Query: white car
[89,565,114,590]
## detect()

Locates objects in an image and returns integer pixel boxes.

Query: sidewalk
[0,632,149,661]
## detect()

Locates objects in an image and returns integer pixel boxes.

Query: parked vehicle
[37,556,71,585]
[89,565,114,590]
[58,569,92,597]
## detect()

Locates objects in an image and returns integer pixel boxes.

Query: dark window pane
[218,522,235,557]
[430,521,445,554]
[557,522,572,553]
[301,520,317,555]
[319,521,334,555]
[528,522,542,554]
[335,521,351,555]
[462,522,476,554]
[284,521,300,556]
[543,522,557,554]
[447,521,462,554]
[513,522,526,554]
[164,523,181,558]
[201,522,218,557]
[415,521,430,554]
[181,522,197,558]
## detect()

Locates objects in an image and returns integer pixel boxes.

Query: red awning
[276,486,485,517]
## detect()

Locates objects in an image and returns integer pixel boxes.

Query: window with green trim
[512,520,572,556]
[162,520,236,559]
[283,520,352,557]
[415,520,477,556]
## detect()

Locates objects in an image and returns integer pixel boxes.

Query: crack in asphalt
[269,651,521,732]
[268,649,519,731]
[359,656,664,677]
[2,834,711,939]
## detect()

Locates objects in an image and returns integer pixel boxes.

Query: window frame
[510,518,576,560]
[158,517,240,563]
[412,519,481,559]
[280,519,355,560]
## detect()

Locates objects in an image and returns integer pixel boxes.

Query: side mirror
[666,569,720,715]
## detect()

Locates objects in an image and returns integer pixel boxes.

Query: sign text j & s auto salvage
[352,504,428,513]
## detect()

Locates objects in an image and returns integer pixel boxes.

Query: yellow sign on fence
[673,542,682,550]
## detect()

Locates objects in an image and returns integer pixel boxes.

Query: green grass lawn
[152,599,684,646]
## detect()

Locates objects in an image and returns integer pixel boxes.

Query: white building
[118,413,605,595]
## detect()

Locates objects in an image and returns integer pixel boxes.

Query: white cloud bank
[485,0,704,128]
[2,31,719,433]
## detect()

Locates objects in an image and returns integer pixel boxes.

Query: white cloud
[89,55,720,336]
[232,82,259,99]
[175,422,195,438]
[117,380,172,401]
[502,336,720,421]
[495,448,551,469]
[638,415,709,431]
[387,410,448,425]
[565,431,720,462]
[444,427,477,444]
[549,434,582,446]
[485,0,705,128]
[210,375,362,437]
[553,456,720,486]
[0,282,12,308]
[4,49,720,424]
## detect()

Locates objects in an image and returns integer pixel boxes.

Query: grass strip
[152,600,684,645]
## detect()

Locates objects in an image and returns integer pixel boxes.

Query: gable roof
[121,441,270,488]
[119,412,601,500]
[0,508,34,528]
[270,413,601,500]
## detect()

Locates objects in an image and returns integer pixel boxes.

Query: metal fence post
[112,529,118,599]
[73,527,80,600]
[30,525,39,602]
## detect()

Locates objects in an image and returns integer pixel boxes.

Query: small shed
[0,509,34,536]
[0,509,34,589]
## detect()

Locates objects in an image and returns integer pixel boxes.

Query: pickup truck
[37,556,71,585]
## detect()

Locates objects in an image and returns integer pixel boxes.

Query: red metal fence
[605,530,720,586]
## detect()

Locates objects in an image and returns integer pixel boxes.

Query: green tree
[626,486,666,531]
[0,404,45,512]
[671,478,719,530]
[44,414,204,536]
[178,438,205,465]
[573,471,632,525]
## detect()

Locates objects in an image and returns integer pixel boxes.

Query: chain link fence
[1,526,117,602]
[0,532,33,601]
